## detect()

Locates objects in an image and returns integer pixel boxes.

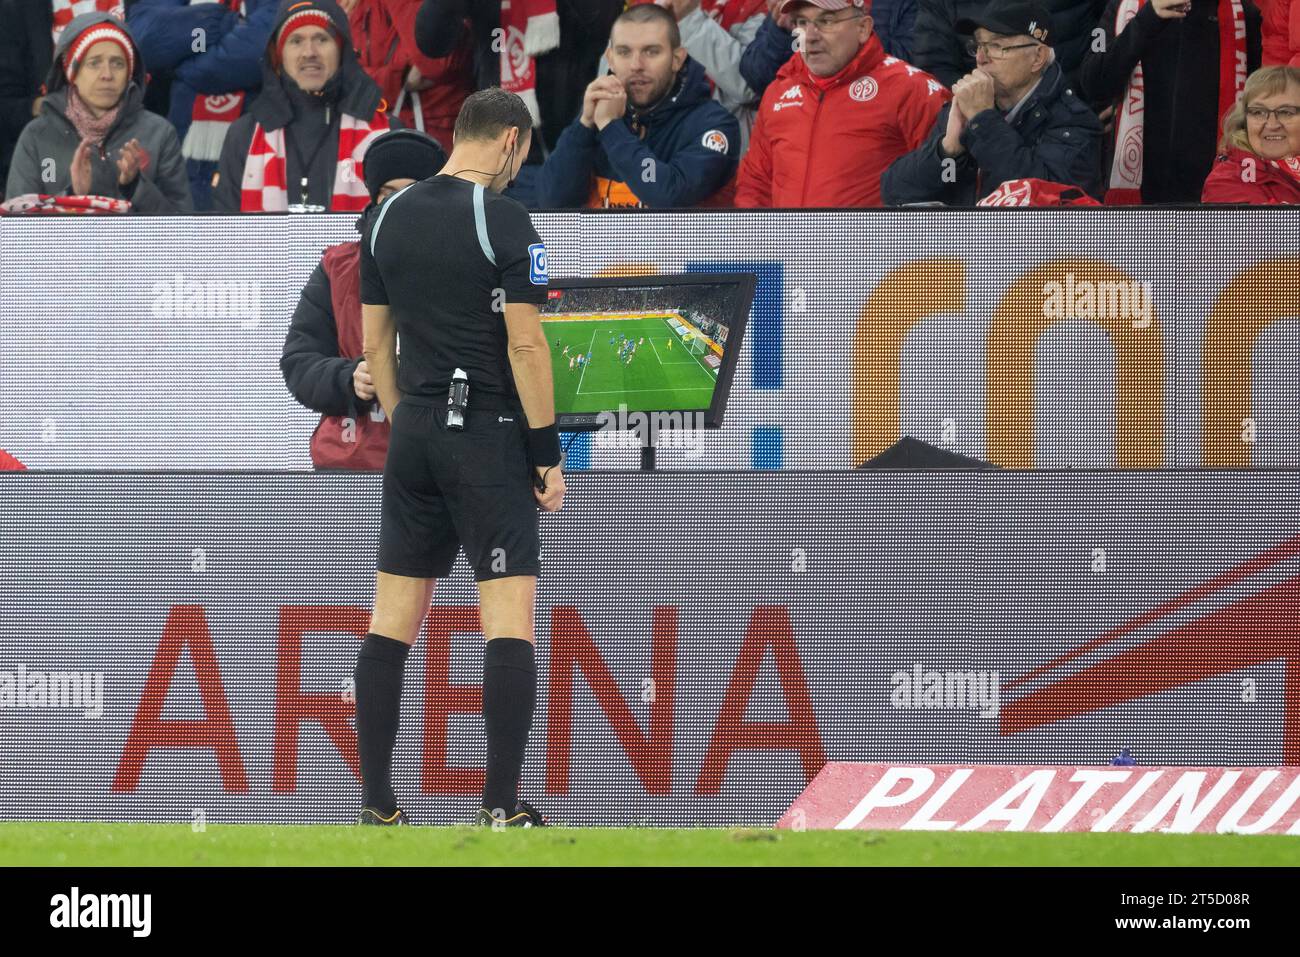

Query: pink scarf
[65,85,123,146]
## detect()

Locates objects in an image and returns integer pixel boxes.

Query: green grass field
[2,824,1296,866]
[543,315,717,414]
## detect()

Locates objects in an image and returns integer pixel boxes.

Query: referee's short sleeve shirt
[361,175,551,581]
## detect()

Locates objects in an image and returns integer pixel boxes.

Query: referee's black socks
[354,632,411,815]
[482,637,537,817]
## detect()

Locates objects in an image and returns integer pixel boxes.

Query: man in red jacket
[280,129,447,470]
[734,0,951,206]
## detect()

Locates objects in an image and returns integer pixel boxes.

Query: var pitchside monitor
[539,273,754,430]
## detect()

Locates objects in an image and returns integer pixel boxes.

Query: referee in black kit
[355,88,564,828]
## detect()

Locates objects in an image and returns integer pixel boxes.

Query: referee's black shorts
[377,394,540,581]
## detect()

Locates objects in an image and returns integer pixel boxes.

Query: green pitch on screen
[544,315,718,414]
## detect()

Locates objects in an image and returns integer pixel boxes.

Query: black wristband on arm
[527,424,562,468]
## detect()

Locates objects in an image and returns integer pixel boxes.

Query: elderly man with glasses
[735,0,951,206]
[881,0,1102,204]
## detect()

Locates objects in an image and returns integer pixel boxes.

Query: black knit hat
[362,129,448,203]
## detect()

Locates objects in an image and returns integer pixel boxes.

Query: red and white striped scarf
[182,1,248,162]
[51,0,123,44]
[700,0,769,31]
[1271,155,1300,189]
[184,92,247,162]
[499,0,559,127]
[1106,0,1248,203]
[629,0,767,30]
[1,192,132,214]
[239,111,389,212]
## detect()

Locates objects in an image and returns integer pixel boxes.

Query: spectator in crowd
[282,129,447,470]
[882,1,1101,203]
[1202,64,1300,201]
[872,0,920,59]
[1079,0,1262,204]
[655,0,771,154]
[213,0,399,212]
[914,0,1104,89]
[414,0,623,166]
[656,0,924,154]
[348,0,473,152]
[0,1,54,190]
[735,0,950,207]
[738,0,799,99]
[915,0,983,85]
[1261,0,1300,65]
[5,12,193,211]
[128,0,278,211]
[740,0,923,95]
[537,4,739,207]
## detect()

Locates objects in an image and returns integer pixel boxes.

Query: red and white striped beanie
[64,20,134,84]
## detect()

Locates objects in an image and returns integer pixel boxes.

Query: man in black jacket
[914,0,1105,88]
[883,1,1102,204]
[0,0,53,191]
[414,0,622,163]
[213,0,400,212]
[1078,0,1262,204]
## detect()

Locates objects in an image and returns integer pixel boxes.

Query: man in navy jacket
[537,3,738,208]
[882,0,1101,204]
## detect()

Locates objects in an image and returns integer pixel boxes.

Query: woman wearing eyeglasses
[1201,65,1300,202]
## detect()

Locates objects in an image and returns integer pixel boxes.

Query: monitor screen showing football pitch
[539,273,754,430]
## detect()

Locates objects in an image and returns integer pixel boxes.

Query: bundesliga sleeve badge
[529,243,548,285]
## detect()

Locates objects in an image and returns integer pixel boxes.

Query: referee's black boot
[476,799,546,827]
[358,807,409,826]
